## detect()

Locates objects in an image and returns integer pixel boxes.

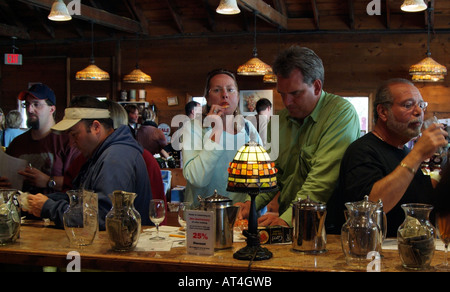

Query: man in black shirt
[327,78,448,237]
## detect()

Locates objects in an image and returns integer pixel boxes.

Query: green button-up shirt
[254,90,361,225]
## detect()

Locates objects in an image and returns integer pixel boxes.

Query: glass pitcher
[0,189,20,245]
[397,203,436,270]
[63,189,98,246]
[341,196,382,267]
[106,190,142,251]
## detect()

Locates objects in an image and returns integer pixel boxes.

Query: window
[18,100,27,129]
[192,97,207,106]
[344,96,369,136]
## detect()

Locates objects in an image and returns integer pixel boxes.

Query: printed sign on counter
[185,210,215,256]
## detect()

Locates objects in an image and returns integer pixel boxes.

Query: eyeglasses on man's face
[399,100,428,111]
[21,101,48,110]
[383,100,428,112]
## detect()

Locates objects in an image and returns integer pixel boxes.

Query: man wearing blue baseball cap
[2,83,79,195]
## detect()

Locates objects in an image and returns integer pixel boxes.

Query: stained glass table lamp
[227,141,278,260]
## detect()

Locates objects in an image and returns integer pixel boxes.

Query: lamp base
[233,229,272,261]
[233,245,273,261]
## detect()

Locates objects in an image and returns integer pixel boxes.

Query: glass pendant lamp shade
[48,0,72,21]
[216,0,241,15]
[76,60,110,81]
[123,67,152,83]
[401,0,427,12]
[263,69,277,83]
[237,55,272,76]
[410,55,447,82]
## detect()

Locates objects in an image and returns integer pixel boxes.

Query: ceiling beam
[272,0,287,16]
[165,0,184,34]
[310,0,320,30]
[202,0,216,32]
[348,0,355,30]
[0,23,30,39]
[16,0,145,34]
[0,0,31,39]
[238,0,288,29]
[385,0,390,29]
[30,5,55,39]
[125,0,149,35]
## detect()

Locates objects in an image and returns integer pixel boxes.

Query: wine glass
[436,212,450,271]
[423,116,444,155]
[177,202,190,230]
[149,199,166,241]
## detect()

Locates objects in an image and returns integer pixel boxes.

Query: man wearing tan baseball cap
[27,95,152,230]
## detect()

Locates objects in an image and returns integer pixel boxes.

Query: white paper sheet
[0,150,27,190]
[136,226,186,252]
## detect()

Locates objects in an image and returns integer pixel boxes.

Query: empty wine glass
[177,202,190,230]
[436,212,450,271]
[149,199,166,241]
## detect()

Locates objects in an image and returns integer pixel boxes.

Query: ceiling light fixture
[123,35,152,83]
[237,12,272,76]
[123,68,152,83]
[409,1,447,82]
[216,0,241,15]
[76,22,110,81]
[263,69,277,83]
[48,0,72,21]
[401,0,427,12]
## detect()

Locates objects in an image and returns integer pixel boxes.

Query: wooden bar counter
[0,220,446,272]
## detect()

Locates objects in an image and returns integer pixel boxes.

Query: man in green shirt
[237,46,360,226]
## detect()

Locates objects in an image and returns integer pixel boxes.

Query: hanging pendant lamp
[237,12,272,76]
[263,69,277,83]
[216,0,241,15]
[237,52,272,76]
[401,0,427,12]
[48,0,72,21]
[410,55,447,82]
[123,36,152,83]
[76,22,110,81]
[409,2,447,82]
[123,67,152,83]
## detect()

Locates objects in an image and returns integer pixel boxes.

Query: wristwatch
[47,177,56,189]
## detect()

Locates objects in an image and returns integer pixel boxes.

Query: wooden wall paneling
[1,32,448,128]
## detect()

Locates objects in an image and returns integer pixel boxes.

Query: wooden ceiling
[0,0,449,45]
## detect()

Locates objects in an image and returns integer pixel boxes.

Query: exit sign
[4,53,22,65]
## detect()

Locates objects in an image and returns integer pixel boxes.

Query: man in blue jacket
[27,96,152,229]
